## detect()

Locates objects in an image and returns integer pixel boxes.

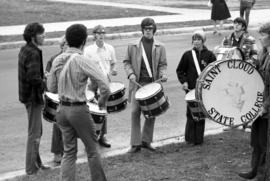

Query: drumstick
[154,78,163,83]
[130,79,142,88]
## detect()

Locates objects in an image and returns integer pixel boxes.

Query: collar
[94,42,107,50]
[131,37,161,47]
[65,47,83,55]
[27,42,42,52]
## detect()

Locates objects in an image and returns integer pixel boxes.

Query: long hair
[23,22,44,43]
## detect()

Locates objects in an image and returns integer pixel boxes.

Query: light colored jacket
[123,37,167,102]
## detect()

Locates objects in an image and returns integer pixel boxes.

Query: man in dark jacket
[176,30,216,145]
[18,22,49,175]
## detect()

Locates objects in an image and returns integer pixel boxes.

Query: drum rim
[195,59,264,127]
[135,83,162,100]
[45,91,59,103]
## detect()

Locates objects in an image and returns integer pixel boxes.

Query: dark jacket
[176,46,216,90]
[18,42,45,104]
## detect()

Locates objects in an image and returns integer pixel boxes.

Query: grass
[0,0,173,26]
[7,129,251,181]
[0,19,233,43]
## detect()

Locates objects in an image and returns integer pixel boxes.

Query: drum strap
[191,50,201,75]
[141,43,153,78]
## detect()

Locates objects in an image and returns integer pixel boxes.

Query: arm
[176,52,188,84]
[25,52,45,92]
[158,45,168,82]
[123,45,135,79]
[110,46,117,75]
[47,57,63,93]
[79,57,111,108]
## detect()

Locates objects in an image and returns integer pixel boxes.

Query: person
[84,25,118,148]
[222,17,258,66]
[176,30,216,145]
[45,35,67,165]
[123,17,168,153]
[48,24,110,181]
[210,0,231,35]
[240,0,256,27]
[18,22,50,175]
[238,22,270,181]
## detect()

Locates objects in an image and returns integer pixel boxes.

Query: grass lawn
[0,19,233,43]
[0,0,173,26]
[7,129,252,181]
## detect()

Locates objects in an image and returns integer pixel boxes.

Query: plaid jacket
[18,42,45,104]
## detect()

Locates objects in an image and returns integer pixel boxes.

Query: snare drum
[196,59,264,127]
[87,102,107,131]
[214,47,244,61]
[107,82,127,113]
[43,92,59,123]
[135,82,169,118]
[185,89,205,120]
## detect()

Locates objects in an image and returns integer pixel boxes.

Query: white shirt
[84,42,117,76]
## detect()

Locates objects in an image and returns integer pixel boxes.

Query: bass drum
[214,46,244,61]
[196,59,264,127]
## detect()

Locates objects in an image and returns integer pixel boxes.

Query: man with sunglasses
[123,18,168,153]
[84,25,117,148]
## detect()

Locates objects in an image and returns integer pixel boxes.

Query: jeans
[56,104,107,181]
[51,123,63,155]
[25,102,43,174]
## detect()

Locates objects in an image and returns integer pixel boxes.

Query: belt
[60,101,86,106]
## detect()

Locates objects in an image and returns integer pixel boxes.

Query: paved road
[0,32,236,176]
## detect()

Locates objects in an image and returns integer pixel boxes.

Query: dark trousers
[51,123,63,155]
[56,104,107,181]
[185,105,205,144]
[240,3,252,26]
[25,102,43,174]
[249,116,268,175]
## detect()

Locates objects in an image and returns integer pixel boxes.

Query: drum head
[45,92,59,102]
[196,59,264,127]
[215,47,243,61]
[87,102,107,115]
[109,82,125,93]
[85,90,95,101]
[185,89,195,101]
[135,83,161,100]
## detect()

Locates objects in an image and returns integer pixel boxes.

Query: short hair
[23,22,44,43]
[65,24,88,48]
[259,22,270,36]
[141,18,157,33]
[234,17,247,31]
[192,30,206,43]
[92,25,105,34]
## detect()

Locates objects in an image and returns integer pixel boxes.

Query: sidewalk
[1,0,269,36]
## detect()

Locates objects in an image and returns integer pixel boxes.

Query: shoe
[53,153,62,164]
[141,141,156,151]
[238,171,256,179]
[213,30,217,35]
[127,146,141,153]
[26,170,38,176]
[39,164,51,170]
[98,136,111,148]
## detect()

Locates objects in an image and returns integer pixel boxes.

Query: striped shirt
[48,47,110,106]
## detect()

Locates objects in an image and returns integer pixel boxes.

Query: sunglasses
[95,32,106,34]
[144,27,154,31]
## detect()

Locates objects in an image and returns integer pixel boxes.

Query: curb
[0,24,233,50]
[0,126,226,181]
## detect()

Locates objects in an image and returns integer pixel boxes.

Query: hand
[110,70,117,76]
[260,107,267,116]
[182,82,189,91]
[160,76,167,82]
[129,73,136,81]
